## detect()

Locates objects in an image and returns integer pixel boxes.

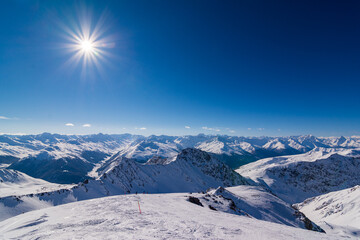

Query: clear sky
[1,0,360,137]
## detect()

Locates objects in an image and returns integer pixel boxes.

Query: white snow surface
[0,193,337,240]
[192,185,323,231]
[295,185,360,238]
[262,139,286,150]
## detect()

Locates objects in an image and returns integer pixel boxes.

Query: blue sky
[1,0,360,136]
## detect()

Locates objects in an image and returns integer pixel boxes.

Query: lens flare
[58,7,115,79]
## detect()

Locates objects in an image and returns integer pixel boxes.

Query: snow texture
[294,185,360,238]
[237,147,360,203]
[0,193,337,240]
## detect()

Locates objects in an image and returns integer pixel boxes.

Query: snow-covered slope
[99,148,248,194]
[294,185,360,238]
[0,156,327,235]
[0,193,338,240]
[237,148,360,203]
[190,185,323,232]
[0,149,247,221]
[0,169,71,198]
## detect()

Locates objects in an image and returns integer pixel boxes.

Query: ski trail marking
[138,201,142,214]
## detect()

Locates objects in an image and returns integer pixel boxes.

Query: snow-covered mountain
[98,148,248,193]
[294,185,360,238]
[237,147,360,203]
[0,149,328,235]
[236,147,360,238]
[0,149,247,221]
[1,145,358,239]
[1,133,360,184]
[0,193,338,240]
[0,133,137,183]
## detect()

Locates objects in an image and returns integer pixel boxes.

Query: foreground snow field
[0,193,339,240]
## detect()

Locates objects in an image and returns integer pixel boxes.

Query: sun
[58,7,115,78]
[80,40,94,53]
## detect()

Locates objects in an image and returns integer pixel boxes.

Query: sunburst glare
[80,40,94,53]
[58,7,115,79]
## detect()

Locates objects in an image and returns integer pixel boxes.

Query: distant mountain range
[1,133,360,184]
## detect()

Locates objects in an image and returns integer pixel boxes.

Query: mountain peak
[176,148,212,164]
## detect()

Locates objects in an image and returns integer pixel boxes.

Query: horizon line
[0,132,358,138]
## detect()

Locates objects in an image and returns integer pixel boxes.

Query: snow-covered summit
[99,148,248,194]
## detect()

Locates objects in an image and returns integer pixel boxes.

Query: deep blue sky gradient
[1,0,360,136]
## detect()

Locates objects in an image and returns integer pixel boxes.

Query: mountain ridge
[0,148,247,221]
[2,133,360,184]
[237,147,360,203]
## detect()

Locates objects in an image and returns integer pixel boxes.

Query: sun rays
[58,7,115,79]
